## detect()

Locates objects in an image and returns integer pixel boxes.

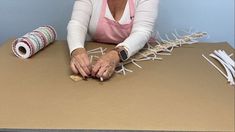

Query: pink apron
[94,0,135,44]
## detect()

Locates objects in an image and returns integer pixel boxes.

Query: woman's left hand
[91,50,120,80]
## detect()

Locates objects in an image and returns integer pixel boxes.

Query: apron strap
[129,0,135,19]
[100,0,108,18]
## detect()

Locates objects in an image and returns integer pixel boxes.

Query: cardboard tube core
[19,46,27,55]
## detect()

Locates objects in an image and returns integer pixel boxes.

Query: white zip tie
[157,32,168,43]
[115,68,123,74]
[122,65,126,75]
[172,33,179,40]
[202,54,227,79]
[147,43,153,49]
[115,64,133,75]
[165,34,171,41]
[157,53,172,56]
[174,29,182,38]
[103,48,107,53]
[93,55,100,59]
[100,47,104,55]
[181,29,192,34]
[131,60,143,69]
[90,55,93,63]
[88,51,103,54]
[155,40,163,46]
[138,52,148,58]
[87,47,102,53]
[124,67,133,73]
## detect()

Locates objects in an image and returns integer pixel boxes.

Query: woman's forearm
[117,0,159,58]
[67,0,93,54]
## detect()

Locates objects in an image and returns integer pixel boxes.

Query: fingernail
[100,77,104,82]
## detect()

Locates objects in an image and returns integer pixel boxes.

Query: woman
[67,0,159,81]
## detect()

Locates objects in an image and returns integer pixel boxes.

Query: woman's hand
[70,48,91,79]
[92,50,120,80]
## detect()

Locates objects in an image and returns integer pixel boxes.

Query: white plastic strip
[202,54,227,79]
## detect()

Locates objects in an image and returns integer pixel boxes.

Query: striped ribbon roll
[12,25,57,59]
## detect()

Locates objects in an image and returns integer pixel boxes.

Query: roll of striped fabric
[12,25,57,59]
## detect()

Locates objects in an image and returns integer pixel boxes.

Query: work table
[0,39,234,131]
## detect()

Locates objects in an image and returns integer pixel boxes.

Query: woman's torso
[86,0,137,41]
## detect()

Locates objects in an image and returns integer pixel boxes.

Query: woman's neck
[107,0,128,21]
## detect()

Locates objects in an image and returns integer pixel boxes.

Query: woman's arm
[117,0,160,58]
[68,0,93,78]
[67,0,93,54]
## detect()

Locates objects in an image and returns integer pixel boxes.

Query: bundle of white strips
[202,50,235,86]
[115,31,208,75]
[87,30,208,77]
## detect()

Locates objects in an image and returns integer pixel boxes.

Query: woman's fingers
[102,67,113,80]
[75,64,88,79]
[70,48,91,78]
[91,50,120,80]
[70,61,79,74]
[77,56,90,76]
[82,56,91,74]
[92,61,114,80]
[91,61,101,77]
[73,58,88,78]
[71,49,120,81]
[96,64,108,78]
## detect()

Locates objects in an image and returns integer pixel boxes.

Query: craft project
[70,30,208,82]
[12,25,57,59]
[202,50,235,86]
[116,31,208,75]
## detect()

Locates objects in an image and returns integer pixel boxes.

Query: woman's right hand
[70,48,91,79]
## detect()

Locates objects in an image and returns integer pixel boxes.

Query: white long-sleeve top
[67,0,159,58]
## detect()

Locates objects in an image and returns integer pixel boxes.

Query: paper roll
[15,42,31,59]
[12,25,57,59]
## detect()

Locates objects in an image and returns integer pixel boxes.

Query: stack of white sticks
[202,50,235,86]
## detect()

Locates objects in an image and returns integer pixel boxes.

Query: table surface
[0,39,234,131]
